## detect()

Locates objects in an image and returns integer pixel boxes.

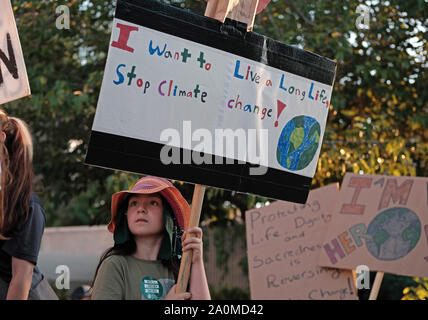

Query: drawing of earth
[366,207,421,261]
[276,116,321,171]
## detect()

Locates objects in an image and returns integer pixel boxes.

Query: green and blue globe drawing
[366,207,421,261]
[276,115,321,171]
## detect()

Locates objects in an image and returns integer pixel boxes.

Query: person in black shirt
[0,109,57,300]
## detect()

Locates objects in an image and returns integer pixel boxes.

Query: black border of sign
[115,0,336,85]
[85,0,337,204]
[86,131,312,203]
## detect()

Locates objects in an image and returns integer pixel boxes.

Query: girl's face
[126,193,164,238]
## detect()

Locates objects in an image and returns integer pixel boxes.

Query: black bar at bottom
[85,131,311,204]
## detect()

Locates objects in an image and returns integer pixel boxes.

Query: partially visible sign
[205,0,271,30]
[319,173,428,278]
[227,0,258,30]
[256,0,271,14]
[0,0,31,104]
[246,184,358,300]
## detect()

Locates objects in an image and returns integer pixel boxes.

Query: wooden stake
[368,271,384,300]
[175,184,206,293]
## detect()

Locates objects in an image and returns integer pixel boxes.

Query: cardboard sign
[227,0,258,30]
[85,0,337,204]
[0,0,31,104]
[246,184,357,300]
[318,173,428,278]
[204,0,259,30]
[256,0,271,14]
[205,0,239,23]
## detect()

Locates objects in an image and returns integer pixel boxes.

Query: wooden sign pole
[368,271,384,300]
[175,184,206,293]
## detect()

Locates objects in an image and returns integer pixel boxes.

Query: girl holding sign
[0,109,57,300]
[91,176,210,300]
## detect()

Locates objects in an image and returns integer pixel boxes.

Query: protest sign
[256,0,271,14]
[246,184,357,300]
[205,0,259,30]
[85,0,337,204]
[0,0,31,104]
[318,173,428,278]
[226,0,258,30]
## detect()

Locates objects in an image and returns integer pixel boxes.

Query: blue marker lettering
[113,64,126,85]
[234,60,244,79]
[148,40,167,56]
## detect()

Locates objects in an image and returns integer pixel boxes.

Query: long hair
[0,109,34,237]
[92,195,181,288]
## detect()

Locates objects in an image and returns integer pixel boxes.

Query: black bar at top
[115,0,337,86]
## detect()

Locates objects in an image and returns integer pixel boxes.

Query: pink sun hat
[108,176,190,233]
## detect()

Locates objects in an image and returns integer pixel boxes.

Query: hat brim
[108,183,190,234]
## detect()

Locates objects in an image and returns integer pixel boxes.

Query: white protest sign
[92,19,333,178]
[86,0,337,203]
[0,0,31,104]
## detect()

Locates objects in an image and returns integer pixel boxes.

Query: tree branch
[285,0,316,27]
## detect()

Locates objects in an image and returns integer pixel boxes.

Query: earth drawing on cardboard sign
[366,207,421,261]
[276,115,321,171]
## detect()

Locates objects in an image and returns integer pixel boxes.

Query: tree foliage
[402,277,428,300]
[6,0,116,225]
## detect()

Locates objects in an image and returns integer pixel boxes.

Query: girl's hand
[165,285,191,300]
[182,227,204,265]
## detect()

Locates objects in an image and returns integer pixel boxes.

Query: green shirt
[92,255,175,300]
